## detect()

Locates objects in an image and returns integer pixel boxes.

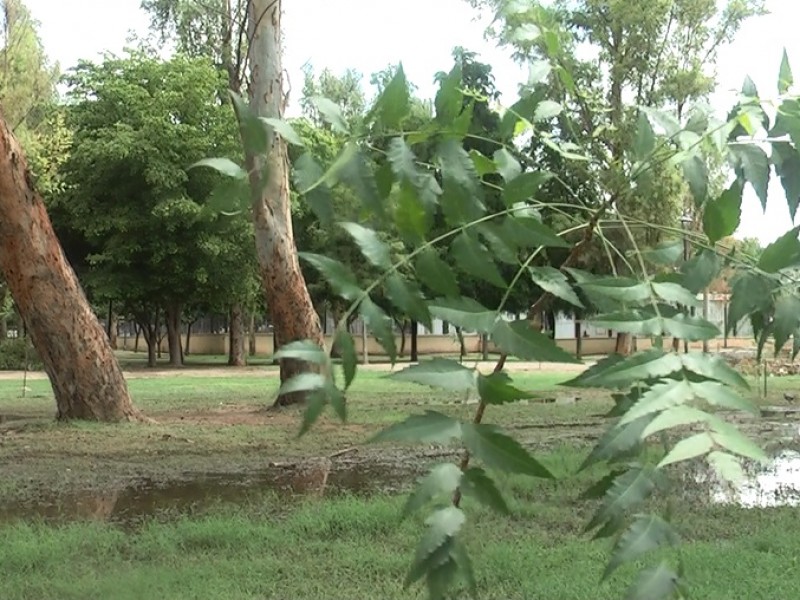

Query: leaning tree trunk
[228,302,246,366]
[245,0,324,406]
[0,114,139,421]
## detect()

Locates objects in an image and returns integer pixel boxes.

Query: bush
[0,338,42,370]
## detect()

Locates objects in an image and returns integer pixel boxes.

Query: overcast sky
[24,0,800,245]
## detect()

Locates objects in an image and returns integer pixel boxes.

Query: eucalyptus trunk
[245,0,324,406]
[0,114,139,421]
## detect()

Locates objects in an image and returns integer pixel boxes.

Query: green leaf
[395,182,432,244]
[604,514,680,580]
[658,432,715,468]
[477,372,531,405]
[451,540,477,599]
[299,253,362,301]
[641,405,715,439]
[273,340,327,364]
[581,416,654,470]
[359,297,397,363]
[624,561,681,600]
[680,352,749,389]
[384,274,432,330]
[533,100,562,122]
[403,463,463,518]
[682,155,708,206]
[309,96,349,134]
[730,143,770,210]
[494,148,522,182]
[587,466,658,534]
[204,174,250,215]
[681,250,722,294]
[370,411,462,444]
[634,111,655,159]
[371,64,410,129]
[503,215,569,248]
[190,157,246,179]
[294,154,334,224]
[338,147,385,219]
[386,137,420,185]
[773,294,800,353]
[589,310,719,341]
[405,507,465,591]
[230,91,268,154]
[643,107,680,137]
[462,424,553,478]
[415,248,459,297]
[565,350,681,389]
[703,180,743,244]
[758,226,800,272]
[772,142,800,219]
[580,278,652,304]
[339,222,392,269]
[502,171,551,206]
[328,384,347,423]
[477,223,519,265]
[260,117,303,146]
[707,451,745,484]
[618,379,694,426]
[278,373,326,397]
[451,232,506,288]
[469,149,496,176]
[429,298,498,333]
[709,420,767,462]
[334,329,357,390]
[651,282,700,308]
[390,358,476,391]
[779,48,794,94]
[492,319,579,363]
[434,64,463,125]
[529,266,583,307]
[641,240,684,265]
[460,467,510,514]
[299,388,327,437]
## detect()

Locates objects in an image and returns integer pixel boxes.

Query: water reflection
[704,450,800,508]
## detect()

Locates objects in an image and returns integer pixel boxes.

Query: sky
[23,0,800,246]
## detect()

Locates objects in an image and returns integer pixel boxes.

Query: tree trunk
[228,302,246,366]
[615,332,632,356]
[456,326,467,359]
[245,0,324,407]
[410,320,419,362]
[0,115,139,421]
[248,312,257,355]
[134,322,141,353]
[575,319,582,359]
[164,304,183,366]
[185,320,193,355]
[146,327,157,368]
[397,319,408,357]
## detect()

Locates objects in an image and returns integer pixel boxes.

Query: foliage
[0,337,40,370]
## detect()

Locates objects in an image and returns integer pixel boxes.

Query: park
[1,0,799,599]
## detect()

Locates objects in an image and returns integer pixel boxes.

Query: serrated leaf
[434,64,463,125]
[370,411,462,444]
[494,147,522,181]
[503,215,569,248]
[429,297,498,333]
[641,240,683,265]
[300,253,362,301]
[339,222,392,269]
[334,329,357,390]
[293,154,334,224]
[707,451,745,484]
[451,232,506,288]
[477,223,519,265]
[462,424,553,478]
[415,248,459,297]
[624,561,681,600]
[651,282,700,307]
[634,111,655,159]
[773,294,800,353]
[772,142,800,219]
[680,352,749,389]
[565,350,682,389]
[469,149,496,176]
[758,225,800,272]
[338,146,384,218]
[641,405,715,439]
[405,506,465,589]
[682,155,708,206]
[779,49,794,94]
[581,416,654,470]
[384,274,432,330]
[529,266,583,307]
[460,467,510,514]
[533,100,562,121]
[587,466,658,533]
[395,182,432,244]
[492,319,579,363]
[590,310,719,341]
[387,137,420,185]
[359,297,397,363]
[643,107,680,137]
[581,469,627,500]
[709,420,767,462]
[390,358,476,391]
[580,277,652,303]
[730,143,770,210]
[371,64,410,129]
[273,340,327,364]
[502,171,551,205]
[703,180,743,244]
[477,372,531,405]
[681,250,722,294]
[451,539,478,599]
[604,514,680,580]
[727,272,774,326]
[310,96,349,133]
[619,379,694,426]
[403,463,463,518]
[190,157,246,179]
[658,432,715,468]
[260,117,304,146]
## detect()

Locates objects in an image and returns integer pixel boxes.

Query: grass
[2,367,800,598]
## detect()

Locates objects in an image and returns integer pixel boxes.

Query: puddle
[0,459,421,527]
[693,450,800,508]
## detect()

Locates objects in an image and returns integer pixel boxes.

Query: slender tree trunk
[0,285,7,340]
[0,116,139,421]
[146,327,157,368]
[108,311,118,350]
[410,320,419,362]
[248,312,257,355]
[245,0,324,406]
[164,304,183,366]
[185,320,193,355]
[575,319,582,359]
[615,333,632,355]
[398,319,408,357]
[134,322,141,353]
[456,326,467,359]
[228,302,246,366]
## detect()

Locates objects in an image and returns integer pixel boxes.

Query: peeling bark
[245,0,324,406]
[0,113,139,421]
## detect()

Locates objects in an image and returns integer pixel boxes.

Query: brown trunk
[248,312,257,355]
[185,320,193,355]
[410,320,419,362]
[146,328,157,368]
[615,332,632,356]
[106,302,118,350]
[456,326,467,359]
[245,0,324,407]
[575,319,582,359]
[398,319,407,357]
[228,302,246,366]
[164,304,183,366]
[0,114,139,421]
[134,322,141,353]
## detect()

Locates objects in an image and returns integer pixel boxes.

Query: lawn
[1,365,800,599]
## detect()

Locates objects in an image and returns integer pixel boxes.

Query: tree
[61,52,246,368]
